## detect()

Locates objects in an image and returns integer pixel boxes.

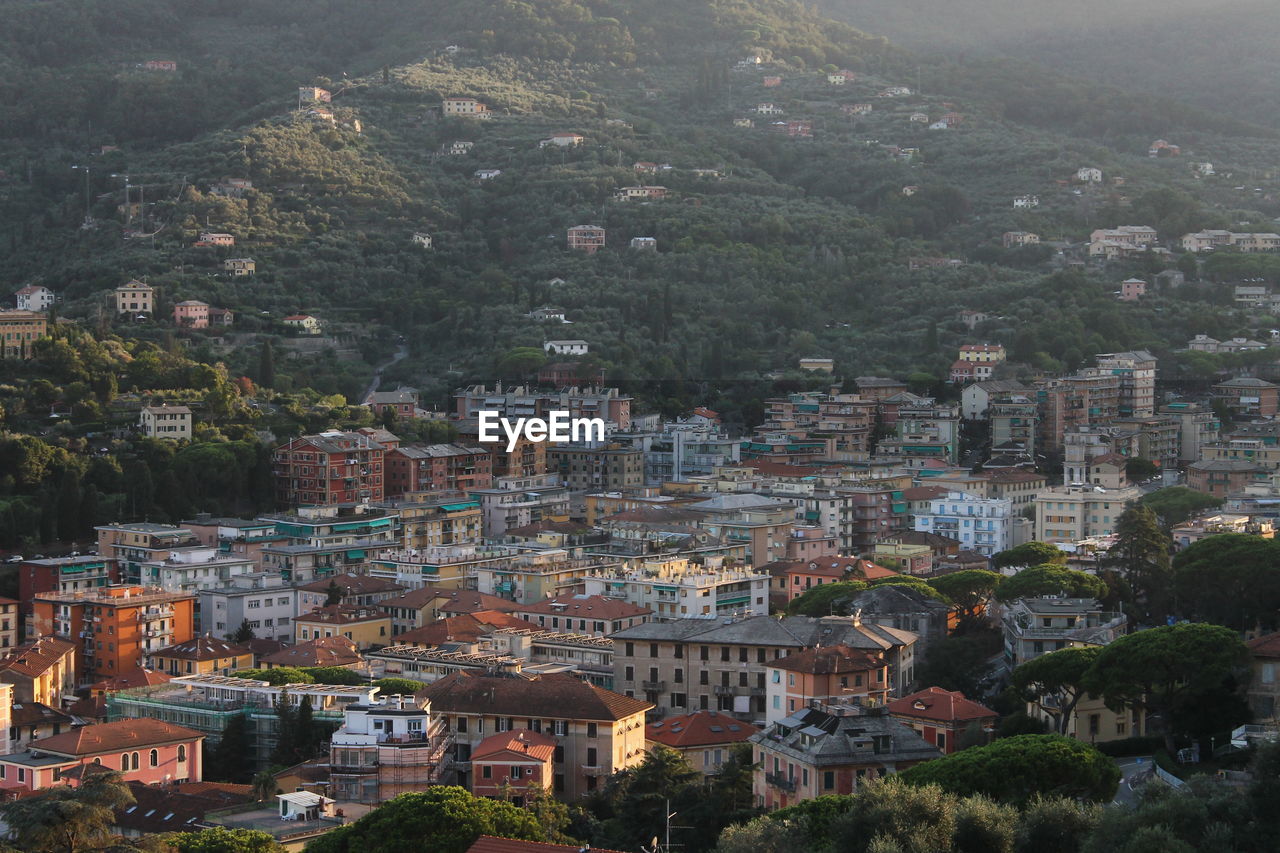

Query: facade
[1034,484,1141,544]
[750,704,939,808]
[454,385,632,431]
[367,388,419,419]
[223,258,256,276]
[0,310,48,359]
[148,636,253,677]
[1213,377,1280,418]
[139,405,193,440]
[0,636,77,705]
[567,225,606,254]
[173,300,210,328]
[294,605,392,649]
[282,314,322,334]
[509,594,651,637]
[914,490,1012,557]
[115,280,154,316]
[0,596,15,650]
[547,445,644,491]
[18,556,119,629]
[1247,632,1280,724]
[328,694,454,804]
[1001,597,1126,667]
[1094,351,1157,418]
[765,645,892,725]
[417,671,652,800]
[0,719,202,793]
[32,586,196,685]
[581,559,770,621]
[470,729,557,804]
[611,615,918,721]
[886,687,997,754]
[385,444,492,496]
[442,97,491,118]
[273,431,387,507]
[198,574,298,643]
[470,475,572,538]
[15,285,55,311]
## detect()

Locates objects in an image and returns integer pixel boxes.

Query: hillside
[2,0,1280,415]
[817,0,1280,130]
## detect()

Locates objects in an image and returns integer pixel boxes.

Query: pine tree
[209,714,253,783]
[295,694,317,759]
[258,340,275,389]
[271,692,297,766]
[231,619,255,643]
[324,580,343,605]
[1107,504,1172,625]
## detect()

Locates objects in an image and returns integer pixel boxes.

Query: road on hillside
[1113,756,1156,807]
[361,343,409,404]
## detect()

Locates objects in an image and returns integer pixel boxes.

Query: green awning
[346,550,366,559]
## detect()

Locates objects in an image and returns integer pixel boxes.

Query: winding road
[361,343,409,404]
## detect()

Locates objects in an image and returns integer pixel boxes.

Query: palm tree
[252,769,279,803]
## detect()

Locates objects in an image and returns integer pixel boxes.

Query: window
[457,717,468,733]
[674,644,683,659]
[771,670,781,684]
[720,647,730,662]
[700,646,709,661]
[587,747,598,766]
[625,666,634,682]
[650,643,659,658]
[482,765,492,779]
[587,723,598,738]
[625,642,634,657]
[150,749,159,767]
[823,771,835,789]
[700,670,709,685]
[553,720,567,736]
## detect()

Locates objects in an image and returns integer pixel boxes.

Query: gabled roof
[770,645,885,675]
[1248,632,1280,659]
[153,636,252,662]
[886,686,997,723]
[115,780,254,836]
[471,729,557,763]
[296,572,405,595]
[0,636,76,679]
[29,718,203,756]
[646,710,759,748]
[88,667,171,693]
[259,636,361,668]
[417,671,652,722]
[515,594,651,621]
[10,701,75,728]
[395,611,537,646]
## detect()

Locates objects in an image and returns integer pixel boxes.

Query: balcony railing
[642,680,665,691]
[765,772,796,792]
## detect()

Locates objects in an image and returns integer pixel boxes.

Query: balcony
[765,772,796,792]
[713,685,738,696]
[329,763,378,775]
[581,764,605,776]
[642,680,665,691]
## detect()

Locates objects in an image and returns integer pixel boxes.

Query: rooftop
[646,710,759,748]
[416,671,652,722]
[28,718,203,756]
[886,687,997,723]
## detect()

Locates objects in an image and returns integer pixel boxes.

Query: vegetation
[1172,533,1280,631]
[0,769,135,853]
[994,564,1109,602]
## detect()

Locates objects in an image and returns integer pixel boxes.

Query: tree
[324,580,344,606]
[928,570,1001,632]
[1124,458,1158,483]
[786,580,869,616]
[898,735,1120,804]
[208,714,253,784]
[714,816,809,853]
[295,694,318,759]
[1083,623,1250,755]
[252,770,279,803]
[1172,533,1280,631]
[303,786,553,853]
[0,768,134,853]
[992,542,1066,571]
[1011,647,1101,735]
[995,565,1108,602]
[826,778,956,853]
[1139,487,1222,528]
[171,826,286,852]
[1105,505,1172,625]
[1015,797,1101,853]
[952,796,1017,853]
[376,677,426,695]
[588,745,702,851]
[271,691,298,766]
[258,341,275,389]
[231,619,256,643]
[913,632,1000,699]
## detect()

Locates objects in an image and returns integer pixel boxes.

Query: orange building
[768,557,900,604]
[765,645,892,724]
[886,687,997,754]
[469,729,557,805]
[31,586,196,686]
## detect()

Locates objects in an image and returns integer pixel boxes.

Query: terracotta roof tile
[471,729,557,763]
[770,645,886,675]
[515,594,651,621]
[417,671,652,722]
[645,710,759,748]
[29,718,204,756]
[1248,632,1280,659]
[88,668,172,693]
[0,636,76,679]
[886,687,997,724]
[396,612,538,646]
[152,636,252,662]
[260,636,361,668]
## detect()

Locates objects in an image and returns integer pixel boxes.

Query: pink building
[567,225,606,254]
[1119,278,1146,301]
[173,300,210,329]
[0,718,203,793]
[468,729,556,806]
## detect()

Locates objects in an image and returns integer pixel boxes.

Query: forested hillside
[2,0,1279,418]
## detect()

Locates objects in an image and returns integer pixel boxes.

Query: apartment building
[198,573,298,643]
[133,545,257,594]
[509,594,652,636]
[472,551,619,603]
[453,385,632,431]
[1213,377,1280,418]
[567,224,606,253]
[138,405,193,440]
[1001,597,1126,667]
[95,523,199,585]
[272,430,387,507]
[32,585,196,685]
[148,636,254,677]
[384,444,492,496]
[886,687,997,754]
[19,556,119,627]
[294,605,391,649]
[1094,351,1156,417]
[114,280,154,316]
[764,645,893,725]
[0,636,77,705]
[470,474,572,537]
[442,97,491,118]
[295,573,405,611]
[417,671,652,800]
[750,704,939,809]
[611,615,918,722]
[580,558,770,620]
[328,693,454,804]
[1036,373,1121,451]
[547,445,645,491]
[0,310,49,359]
[913,490,1013,557]
[645,710,759,778]
[1034,484,1141,544]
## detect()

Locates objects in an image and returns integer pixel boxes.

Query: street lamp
[70,165,92,227]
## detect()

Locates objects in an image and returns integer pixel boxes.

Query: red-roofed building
[645,710,759,776]
[0,636,78,706]
[469,729,557,804]
[767,557,899,604]
[886,687,997,753]
[0,718,203,793]
[765,645,892,724]
[259,635,362,669]
[394,611,537,647]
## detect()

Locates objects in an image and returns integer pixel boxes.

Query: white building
[1076,167,1103,183]
[198,573,299,642]
[913,490,1013,557]
[543,339,588,356]
[15,285,55,312]
[630,237,657,251]
[139,405,193,440]
[135,545,258,594]
[580,557,769,620]
[412,232,433,249]
[1033,484,1142,544]
[328,693,451,804]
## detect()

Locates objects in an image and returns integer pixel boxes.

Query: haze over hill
[818,0,1280,128]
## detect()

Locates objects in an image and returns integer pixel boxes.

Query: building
[454,385,632,431]
[510,594,651,637]
[469,729,556,804]
[328,693,453,804]
[1182,230,1280,252]
[294,605,391,649]
[385,444,492,497]
[1001,597,1126,667]
[766,557,898,605]
[543,339,589,356]
[886,687,997,754]
[914,490,1012,557]
[1186,459,1269,498]
[0,596,15,650]
[837,585,952,660]
[222,257,256,276]
[442,97,491,118]
[1002,231,1040,249]
[1214,377,1280,418]
[260,636,363,670]
[0,719,202,793]
[798,357,835,373]
[139,405,193,440]
[367,388,420,419]
[194,232,234,248]
[567,225,606,254]
[547,445,644,491]
[114,280,154,316]
[416,671,652,800]
[954,344,1006,382]
[581,559,769,621]
[765,646,892,725]
[14,285,54,312]
[93,523,198,583]
[198,574,297,643]
[17,556,118,631]
[1034,483,1141,544]
[749,704,940,808]
[1246,632,1280,724]
[1119,278,1146,301]
[282,314,322,334]
[0,310,48,359]
[630,236,657,251]
[645,710,758,777]
[172,300,210,329]
[1094,351,1157,418]
[148,636,253,678]
[611,615,918,722]
[0,636,77,706]
[469,476,572,538]
[273,431,387,507]
[614,185,667,201]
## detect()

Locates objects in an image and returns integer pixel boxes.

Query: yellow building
[0,310,48,359]
[148,636,254,677]
[295,605,391,650]
[115,280,154,316]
